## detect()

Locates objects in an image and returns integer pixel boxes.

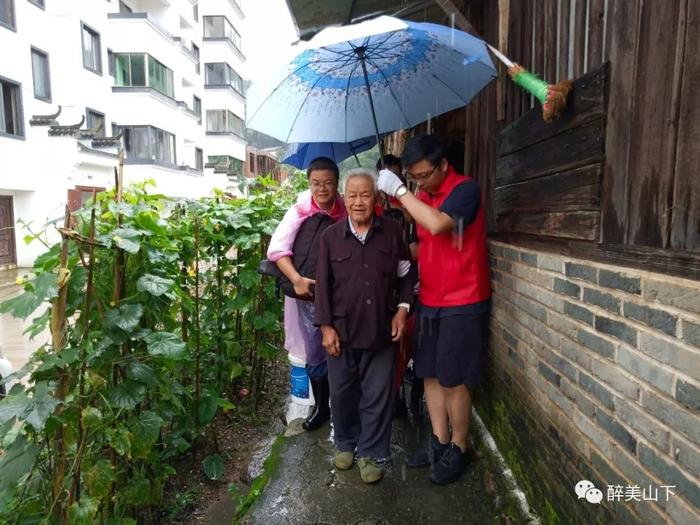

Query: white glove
[377,169,404,197]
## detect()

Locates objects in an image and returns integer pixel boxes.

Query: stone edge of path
[472,408,542,524]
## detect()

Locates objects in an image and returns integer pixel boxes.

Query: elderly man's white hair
[342,168,377,193]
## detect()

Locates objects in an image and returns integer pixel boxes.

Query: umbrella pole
[357,48,385,170]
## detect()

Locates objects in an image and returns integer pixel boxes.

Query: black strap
[294,215,330,276]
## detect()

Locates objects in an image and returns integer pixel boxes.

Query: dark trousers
[327,344,395,460]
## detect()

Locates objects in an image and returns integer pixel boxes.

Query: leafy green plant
[0,173,304,523]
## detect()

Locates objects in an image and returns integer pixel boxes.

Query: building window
[207,155,243,176]
[115,53,146,87]
[86,108,105,136]
[81,23,102,74]
[118,0,131,13]
[195,147,203,170]
[114,53,174,98]
[117,125,176,165]
[192,43,200,74]
[193,2,198,21]
[31,47,51,101]
[148,56,174,97]
[193,95,201,117]
[205,62,243,95]
[28,0,44,9]
[0,0,15,30]
[249,152,255,167]
[0,76,23,138]
[203,16,242,53]
[206,109,244,137]
[107,49,115,76]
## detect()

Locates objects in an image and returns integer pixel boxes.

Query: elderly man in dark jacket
[314,168,417,484]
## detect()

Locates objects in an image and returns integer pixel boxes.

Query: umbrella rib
[364,32,399,55]
[365,57,413,129]
[365,35,408,58]
[284,60,360,143]
[429,72,469,104]
[247,60,322,125]
[321,46,363,59]
[249,57,355,128]
[343,60,363,142]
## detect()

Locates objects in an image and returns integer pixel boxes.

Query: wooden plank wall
[492,0,699,255]
[499,0,607,123]
[389,0,699,260]
[494,66,607,240]
[602,0,698,254]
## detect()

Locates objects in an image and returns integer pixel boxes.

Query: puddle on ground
[243,394,501,525]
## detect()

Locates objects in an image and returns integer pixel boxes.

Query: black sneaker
[407,434,449,468]
[430,443,473,485]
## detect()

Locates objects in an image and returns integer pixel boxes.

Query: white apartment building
[0,0,247,268]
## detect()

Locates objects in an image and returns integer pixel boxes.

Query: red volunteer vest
[417,168,491,307]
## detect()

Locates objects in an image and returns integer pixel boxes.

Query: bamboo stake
[194,218,202,454]
[69,190,98,506]
[107,153,125,518]
[50,205,72,524]
[215,226,224,389]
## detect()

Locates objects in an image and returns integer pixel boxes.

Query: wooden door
[0,196,17,266]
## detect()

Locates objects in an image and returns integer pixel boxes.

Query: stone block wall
[477,241,700,524]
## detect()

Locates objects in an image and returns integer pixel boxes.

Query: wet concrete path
[242,409,499,525]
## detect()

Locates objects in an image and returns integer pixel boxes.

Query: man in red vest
[377,135,491,485]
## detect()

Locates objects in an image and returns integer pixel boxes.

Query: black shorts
[413,312,488,388]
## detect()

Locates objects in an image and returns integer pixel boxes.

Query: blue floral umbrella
[246,16,497,149]
[281,136,376,169]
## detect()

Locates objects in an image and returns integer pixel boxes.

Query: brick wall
[479,241,700,524]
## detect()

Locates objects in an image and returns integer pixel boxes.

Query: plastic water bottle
[288,354,314,406]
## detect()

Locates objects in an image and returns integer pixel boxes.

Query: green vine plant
[0,172,306,524]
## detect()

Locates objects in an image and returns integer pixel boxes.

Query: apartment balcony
[117,0,199,30]
[203,62,245,108]
[230,0,244,19]
[202,15,245,61]
[206,128,246,161]
[107,12,199,80]
[111,53,201,126]
[108,12,175,45]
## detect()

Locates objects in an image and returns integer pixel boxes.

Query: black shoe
[407,434,449,468]
[302,375,330,431]
[430,443,473,485]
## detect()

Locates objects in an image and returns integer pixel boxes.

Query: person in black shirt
[315,169,417,484]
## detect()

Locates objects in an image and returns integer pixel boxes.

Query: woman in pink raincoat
[267,157,346,430]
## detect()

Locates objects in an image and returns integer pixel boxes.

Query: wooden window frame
[80,21,103,75]
[30,46,51,102]
[86,107,106,137]
[0,74,25,140]
[0,0,15,31]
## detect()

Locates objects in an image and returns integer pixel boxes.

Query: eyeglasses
[309,180,337,190]
[406,165,438,182]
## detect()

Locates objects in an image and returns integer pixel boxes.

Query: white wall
[0,0,247,267]
[200,0,247,165]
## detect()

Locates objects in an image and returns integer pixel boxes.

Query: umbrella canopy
[281,136,377,169]
[246,15,497,144]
